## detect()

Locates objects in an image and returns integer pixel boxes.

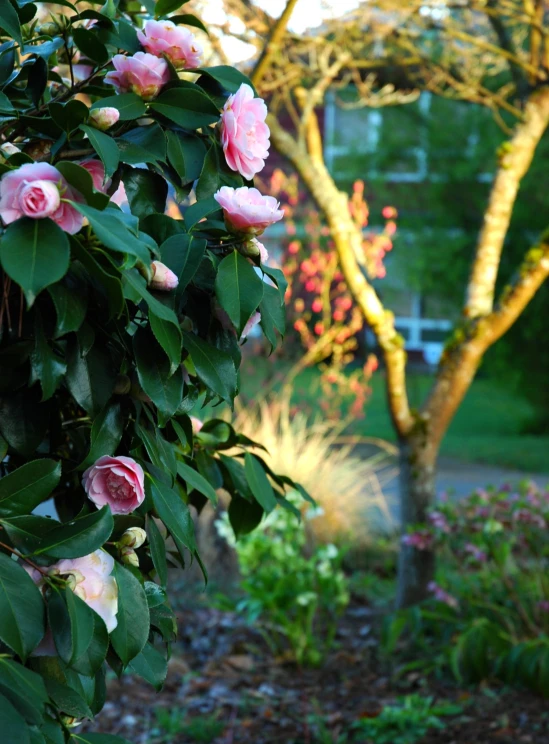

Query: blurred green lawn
[238,359,549,473]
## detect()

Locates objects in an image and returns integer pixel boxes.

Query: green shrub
[217,496,350,665]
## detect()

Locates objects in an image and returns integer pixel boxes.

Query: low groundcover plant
[0,3,304,741]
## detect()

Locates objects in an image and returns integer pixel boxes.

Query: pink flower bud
[89,106,120,131]
[150,261,179,291]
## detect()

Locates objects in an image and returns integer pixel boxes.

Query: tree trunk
[396,435,437,608]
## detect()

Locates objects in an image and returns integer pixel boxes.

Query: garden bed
[82,598,549,743]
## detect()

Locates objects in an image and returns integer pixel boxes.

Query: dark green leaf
[71,239,125,319]
[159,233,206,296]
[144,581,166,608]
[0,91,15,113]
[262,265,288,302]
[0,0,22,47]
[184,196,220,230]
[215,251,264,335]
[128,642,167,691]
[151,479,196,551]
[73,27,108,64]
[166,131,206,184]
[149,311,181,374]
[110,563,149,665]
[49,100,89,134]
[155,0,189,16]
[48,284,88,338]
[80,402,123,470]
[150,87,219,130]
[0,693,29,744]
[133,326,183,416]
[117,124,166,166]
[57,162,110,210]
[195,66,255,95]
[80,125,120,179]
[168,13,208,34]
[0,459,61,518]
[0,388,50,457]
[260,282,285,349]
[68,204,153,265]
[229,494,263,538]
[66,338,115,416]
[44,679,92,719]
[146,516,167,588]
[48,589,93,666]
[177,460,217,505]
[1,515,59,554]
[0,218,70,306]
[183,332,236,404]
[121,166,168,219]
[91,93,146,121]
[30,316,66,401]
[196,142,241,200]
[0,552,45,660]
[244,452,277,513]
[33,505,114,559]
[0,658,48,726]
[123,269,180,326]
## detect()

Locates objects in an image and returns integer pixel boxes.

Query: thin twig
[0,540,50,577]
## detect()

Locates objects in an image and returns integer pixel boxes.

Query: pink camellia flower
[214,186,283,236]
[52,551,119,632]
[105,52,169,100]
[0,162,83,234]
[220,84,270,180]
[89,107,120,131]
[137,20,203,69]
[150,261,178,291]
[25,550,118,635]
[83,455,145,515]
[80,159,107,191]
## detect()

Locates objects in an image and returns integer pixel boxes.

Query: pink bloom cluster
[513,508,547,529]
[0,162,83,234]
[83,455,145,515]
[428,510,451,533]
[105,52,169,100]
[137,20,202,69]
[428,581,459,610]
[220,84,270,180]
[214,186,283,236]
[402,530,434,551]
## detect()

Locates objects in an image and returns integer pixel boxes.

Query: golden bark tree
[208,0,549,606]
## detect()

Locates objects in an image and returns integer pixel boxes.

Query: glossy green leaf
[0,0,23,48]
[128,642,168,691]
[33,505,114,559]
[244,452,277,513]
[195,65,255,94]
[0,459,61,518]
[30,316,66,401]
[123,269,180,327]
[146,516,167,588]
[0,553,45,660]
[0,658,48,726]
[121,166,168,219]
[71,239,125,319]
[166,131,206,184]
[159,233,206,296]
[68,204,153,265]
[228,494,263,538]
[80,402,123,470]
[117,124,166,165]
[177,460,217,505]
[133,326,183,415]
[72,27,108,64]
[167,13,207,34]
[184,196,220,230]
[0,693,29,744]
[215,251,264,335]
[151,480,196,551]
[56,162,109,210]
[48,284,88,338]
[150,87,220,130]
[48,589,94,666]
[155,0,189,16]
[49,100,89,134]
[1,515,59,554]
[66,338,115,416]
[80,125,120,179]
[0,218,70,306]
[110,563,149,665]
[183,332,236,404]
[149,311,181,373]
[259,282,285,349]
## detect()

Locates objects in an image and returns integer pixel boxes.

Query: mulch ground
[82,597,549,743]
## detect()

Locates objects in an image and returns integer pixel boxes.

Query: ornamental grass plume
[233,392,398,547]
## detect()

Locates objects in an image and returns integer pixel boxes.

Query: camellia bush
[0,2,304,741]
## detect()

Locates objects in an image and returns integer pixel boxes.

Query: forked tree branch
[250,0,300,87]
